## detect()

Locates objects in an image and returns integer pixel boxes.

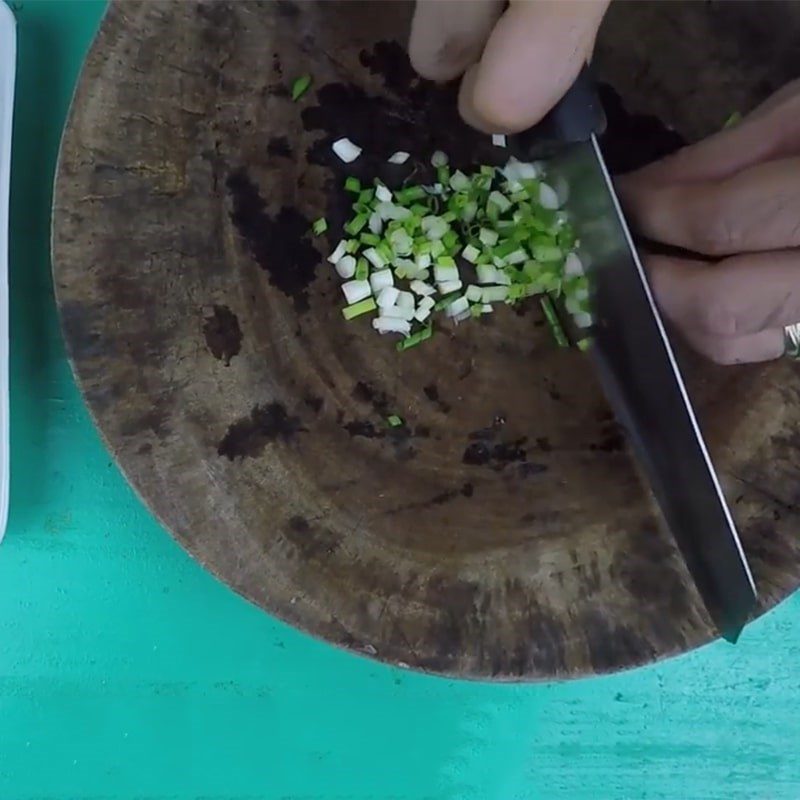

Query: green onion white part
[387,151,410,165]
[377,286,399,309]
[332,138,362,163]
[335,255,356,279]
[492,134,507,147]
[322,148,590,349]
[342,280,371,305]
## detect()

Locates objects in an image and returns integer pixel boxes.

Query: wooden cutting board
[52,0,800,679]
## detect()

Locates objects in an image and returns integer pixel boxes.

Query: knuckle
[698,297,740,338]
[688,209,740,256]
[701,337,742,366]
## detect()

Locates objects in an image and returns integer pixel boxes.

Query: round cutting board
[52,0,800,679]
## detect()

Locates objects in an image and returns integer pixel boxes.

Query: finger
[746,77,800,122]
[625,80,800,186]
[649,251,800,342]
[461,0,609,133]
[620,157,800,257]
[683,327,784,366]
[409,0,504,82]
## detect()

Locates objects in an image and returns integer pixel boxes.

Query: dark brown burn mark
[359,41,418,95]
[468,415,506,441]
[430,489,459,506]
[588,423,626,453]
[202,304,242,365]
[518,462,547,478]
[267,136,292,158]
[275,0,299,18]
[282,515,343,562]
[218,402,306,460]
[612,529,692,631]
[226,169,319,312]
[301,43,508,234]
[423,384,451,414]
[344,420,380,439]
[463,439,527,468]
[580,609,654,673]
[351,381,391,416]
[59,301,107,361]
[463,442,491,466]
[342,417,418,461]
[303,395,324,414]
[598,84,686,175]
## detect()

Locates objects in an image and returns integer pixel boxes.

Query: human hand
[619,81,800,364]
[408,0,609,133]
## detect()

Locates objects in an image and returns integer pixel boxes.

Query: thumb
[461,0,609,133]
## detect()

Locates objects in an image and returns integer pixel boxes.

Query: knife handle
[516,64,607,155]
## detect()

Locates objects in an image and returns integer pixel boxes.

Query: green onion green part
[342,298,377,320]
[540,296,569,348]
[291,74,313,102]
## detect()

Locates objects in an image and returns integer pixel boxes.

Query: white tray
[0,3,15,541]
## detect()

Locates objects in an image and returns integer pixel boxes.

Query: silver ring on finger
[785,323,800,359]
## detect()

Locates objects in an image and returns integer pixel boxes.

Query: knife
[516,68,757,641]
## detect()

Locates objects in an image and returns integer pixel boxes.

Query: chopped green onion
[360,232,381,246]
[465,285,483,303]
[481,286,509,303]
[488,191,512,213]
[532,244,563,263]
[723,111,742,129]
[355,258,369,281]
[345,176,362,194]
[397,325,434,351]
[540,295,569,348]
[328,150,578,351]
[397,186,426,204]
[363,248,386,269]
[462,244,480,263]
[311,217,327,235]
[332,138,362,163]
[387,415,404,427]
[479,228,499,247]
[291,74,313,101]
[434,293,461,310]
[375,183,393,203]
[342,297,376,320]
[345,214,368,235]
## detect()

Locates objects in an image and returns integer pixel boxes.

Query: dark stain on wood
[267,136,292,158]
[202,304,242,365]
[218,403,306,460]
[226,169,319,312]
[423,383,451,414]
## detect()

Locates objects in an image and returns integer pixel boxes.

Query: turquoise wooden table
[2,2,800,798]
